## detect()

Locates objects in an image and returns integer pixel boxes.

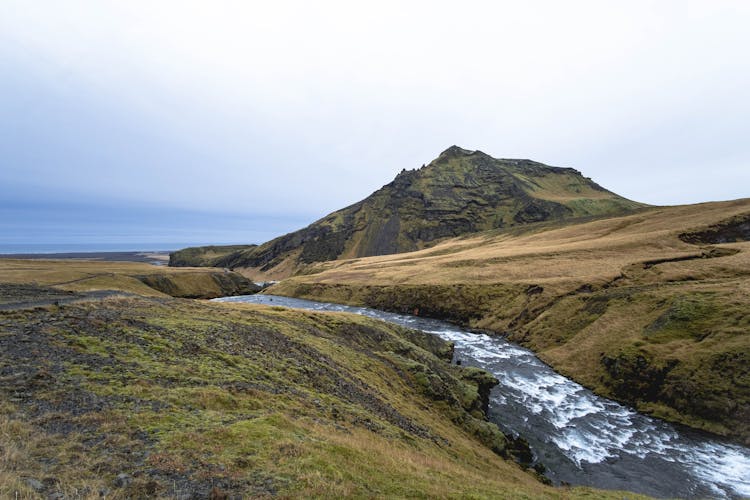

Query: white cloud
[1,0,748,220]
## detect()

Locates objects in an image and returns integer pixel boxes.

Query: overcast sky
[2,1,749,249]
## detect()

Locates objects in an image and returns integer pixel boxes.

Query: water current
[214,294,750,499]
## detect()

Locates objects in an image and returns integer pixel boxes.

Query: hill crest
[171,147,645,276]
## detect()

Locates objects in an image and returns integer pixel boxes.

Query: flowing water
[214,294,750,499]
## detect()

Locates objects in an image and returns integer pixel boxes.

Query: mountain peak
[438,145,477,159]
[185,147,646,277]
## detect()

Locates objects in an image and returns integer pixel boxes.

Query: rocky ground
[0,283,134,311]
[0,282,629,499]
[268,200,750,445]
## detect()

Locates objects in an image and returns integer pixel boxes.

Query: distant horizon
[0,242,252,255]
[0,199,310,251]
[2,3,748,245]
[3,188,750,254]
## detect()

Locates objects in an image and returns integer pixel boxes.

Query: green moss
[136,270,260,298]
[69,335,111,356]
[208,147,642,274]
[644,294,718,342]
[0,293,601,497]
[169,244,257,267]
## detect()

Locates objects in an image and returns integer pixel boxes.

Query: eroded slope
[174,146,644,279]
[0,293,630,498]
[269,199,750,444]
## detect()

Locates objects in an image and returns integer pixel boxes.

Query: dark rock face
[135,272,261,299]
[169,245,257,267]
[459,367,499,415]
[601,351,679,403]
[183,146,644,274]
[679,212,750,244]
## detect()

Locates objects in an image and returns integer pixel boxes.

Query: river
[214,294,750,499]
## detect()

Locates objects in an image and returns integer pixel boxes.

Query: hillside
[169,244,257,267]
[0,259,260,300]
[0,265,638,498]
[269,199,750,444]
[172,146,645,278]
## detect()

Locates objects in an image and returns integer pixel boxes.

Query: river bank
[261,201,750,446]
[217,294,750,499]
[0,282,624,498]
[266,277,750,446]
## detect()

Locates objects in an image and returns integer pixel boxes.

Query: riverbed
[214,294,750,499]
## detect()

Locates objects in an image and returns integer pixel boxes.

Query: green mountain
[172,146,645,276]
[168,244,257,267]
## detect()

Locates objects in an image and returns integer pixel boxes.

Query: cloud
[1,1,748,244]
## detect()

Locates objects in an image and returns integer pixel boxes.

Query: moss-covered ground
[269,199,750,445]
[0,286,639,498]
[0,259,258,300]
[169,245,257,268]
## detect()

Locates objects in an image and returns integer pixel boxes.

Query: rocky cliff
[173,146,645,276]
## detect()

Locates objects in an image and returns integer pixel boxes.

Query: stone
[113,473,133,488]
[24,478,44,492]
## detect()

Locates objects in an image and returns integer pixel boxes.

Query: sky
[1,1,749,250]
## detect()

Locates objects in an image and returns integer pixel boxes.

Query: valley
[265,199,750,445]
[4,149,748,498]
[0,263,626,498]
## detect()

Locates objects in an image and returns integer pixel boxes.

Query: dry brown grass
[269,199,750,443]
[0,403,114,499]
[0,259,250,298]
[281,199,750,291]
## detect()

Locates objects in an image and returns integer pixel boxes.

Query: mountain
[168,244,257,267]
[171,146,645,276]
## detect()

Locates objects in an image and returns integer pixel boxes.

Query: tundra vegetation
[269,199,750,444]
[180,147,645,280]
[0,261,638,498]
[5,144,747,497]
[0,259,259,300]
[169,245,257,268]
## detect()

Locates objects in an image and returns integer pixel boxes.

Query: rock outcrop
[176,146,644,277]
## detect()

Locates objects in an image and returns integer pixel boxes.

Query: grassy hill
[0,260,639,498]
[172,146,645,279]
[169,244,257,268]
[0,259,260,300]
[269,199,750,444]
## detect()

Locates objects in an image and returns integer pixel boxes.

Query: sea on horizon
[0,243,213,255]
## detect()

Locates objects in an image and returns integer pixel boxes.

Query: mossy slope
[0,259,259,300]
[135,270,260,298]
[268,199,750,444]
[169,245,257,267]
[172,146,644,278]
[0,294,635,499]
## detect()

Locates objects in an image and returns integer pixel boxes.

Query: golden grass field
[0,258,257,299]
[269,199,750,443]
[278,199,749,289]
[0,268,641,498]
[0,198,746,496]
